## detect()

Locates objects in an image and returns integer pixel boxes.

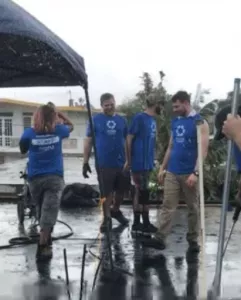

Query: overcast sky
[2,0,241,107]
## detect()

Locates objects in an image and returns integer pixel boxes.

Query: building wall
[0,103,89,153]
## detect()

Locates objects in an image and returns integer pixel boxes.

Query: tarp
[61,183,99,208]
[0,0,88,88]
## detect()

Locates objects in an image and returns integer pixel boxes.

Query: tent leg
[212,78,240,297]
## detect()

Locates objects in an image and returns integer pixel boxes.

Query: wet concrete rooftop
[0,157,98,185]
[0,204,241,300]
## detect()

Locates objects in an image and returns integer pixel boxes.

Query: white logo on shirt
[176,125,185,137]
[176,125,186,143]
[32,136,60,146]
[31,136,60,152]
[106,120,117,135]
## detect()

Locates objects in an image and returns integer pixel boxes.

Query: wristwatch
[193,170,199,177]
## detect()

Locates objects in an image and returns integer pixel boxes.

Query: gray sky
[2,0,241,107]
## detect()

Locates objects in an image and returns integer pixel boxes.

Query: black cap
[214,105,241,140]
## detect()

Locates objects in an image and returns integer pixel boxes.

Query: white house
[0,98,101,163]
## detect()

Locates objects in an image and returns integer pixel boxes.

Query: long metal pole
[212,78,240,297]
[196,119,207,299]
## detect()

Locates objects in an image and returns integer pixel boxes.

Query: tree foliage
[118,71,238,202]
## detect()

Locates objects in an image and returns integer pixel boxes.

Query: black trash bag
[61,183,99,208]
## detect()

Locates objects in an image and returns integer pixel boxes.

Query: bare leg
[112,191,124,212]
[133,188,142,212]
[39,228,51,245]
[103,193,113,217]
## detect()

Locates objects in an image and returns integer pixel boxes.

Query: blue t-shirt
[129,112,156,172]
[233,144,241,173]
[19,124,70,179]
[86,113,127,168]
[167,113,202,175]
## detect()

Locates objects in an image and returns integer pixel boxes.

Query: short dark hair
[47,101,55,106]
[171,91,190,103]
[100,93,114,105]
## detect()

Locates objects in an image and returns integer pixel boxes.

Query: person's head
[171,91,191,116]
[146,93,164,115]
[100,93,115,115]
[47,101,55,108]
[33,105,56,133]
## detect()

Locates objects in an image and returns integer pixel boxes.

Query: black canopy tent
[0,0,113,279]
[0,0,87,88]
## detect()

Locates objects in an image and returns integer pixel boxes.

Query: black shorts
[97,168,131,197]
[132,171,150,190]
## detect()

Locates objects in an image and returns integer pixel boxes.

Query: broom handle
[196,119,207,299]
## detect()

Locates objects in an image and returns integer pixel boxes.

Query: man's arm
[123,120,130,165]
[83,137,93,163]
[57,111,74,132]
[126,115,140,165]
[159,135,173,172]
[194,120,210,171]
[83,118,94,164]
[126,135,134,165]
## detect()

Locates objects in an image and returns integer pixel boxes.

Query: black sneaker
[141,236,166,250]
[142,223,158,236]
[111,209,129,225]
[188,241,200,253]
[36,244,53,262]
[100,217,112,233]
[131,223,143,235]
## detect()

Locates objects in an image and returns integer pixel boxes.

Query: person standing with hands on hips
[146,91,209,252]
[82,93,129,233]
[125,93,164,236]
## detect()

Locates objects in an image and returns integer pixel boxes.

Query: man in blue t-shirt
[145,91,209,252]
[126,93,164,236]
[19,104,73,261]
[82,93,130,233]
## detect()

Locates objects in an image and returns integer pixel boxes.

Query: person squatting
[19,103,74,261]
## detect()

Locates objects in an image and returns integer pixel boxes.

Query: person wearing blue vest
[19,104,73,261]
[125,93,164,236]
[82,93,130,233]
[145,91,209,252]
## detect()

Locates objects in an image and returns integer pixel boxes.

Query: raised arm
[57,111,74,132]
[19,128,31,154]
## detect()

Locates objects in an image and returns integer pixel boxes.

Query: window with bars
[23,116,32,129]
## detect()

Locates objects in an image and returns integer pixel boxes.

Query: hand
[158,169,166,185]
[82,162,92,178]
[185,173,198,188]
[222,114,241,140]
[123,161,130,172]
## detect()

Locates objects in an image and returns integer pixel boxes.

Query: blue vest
[167,113,202,175]
[233,144,241,173]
